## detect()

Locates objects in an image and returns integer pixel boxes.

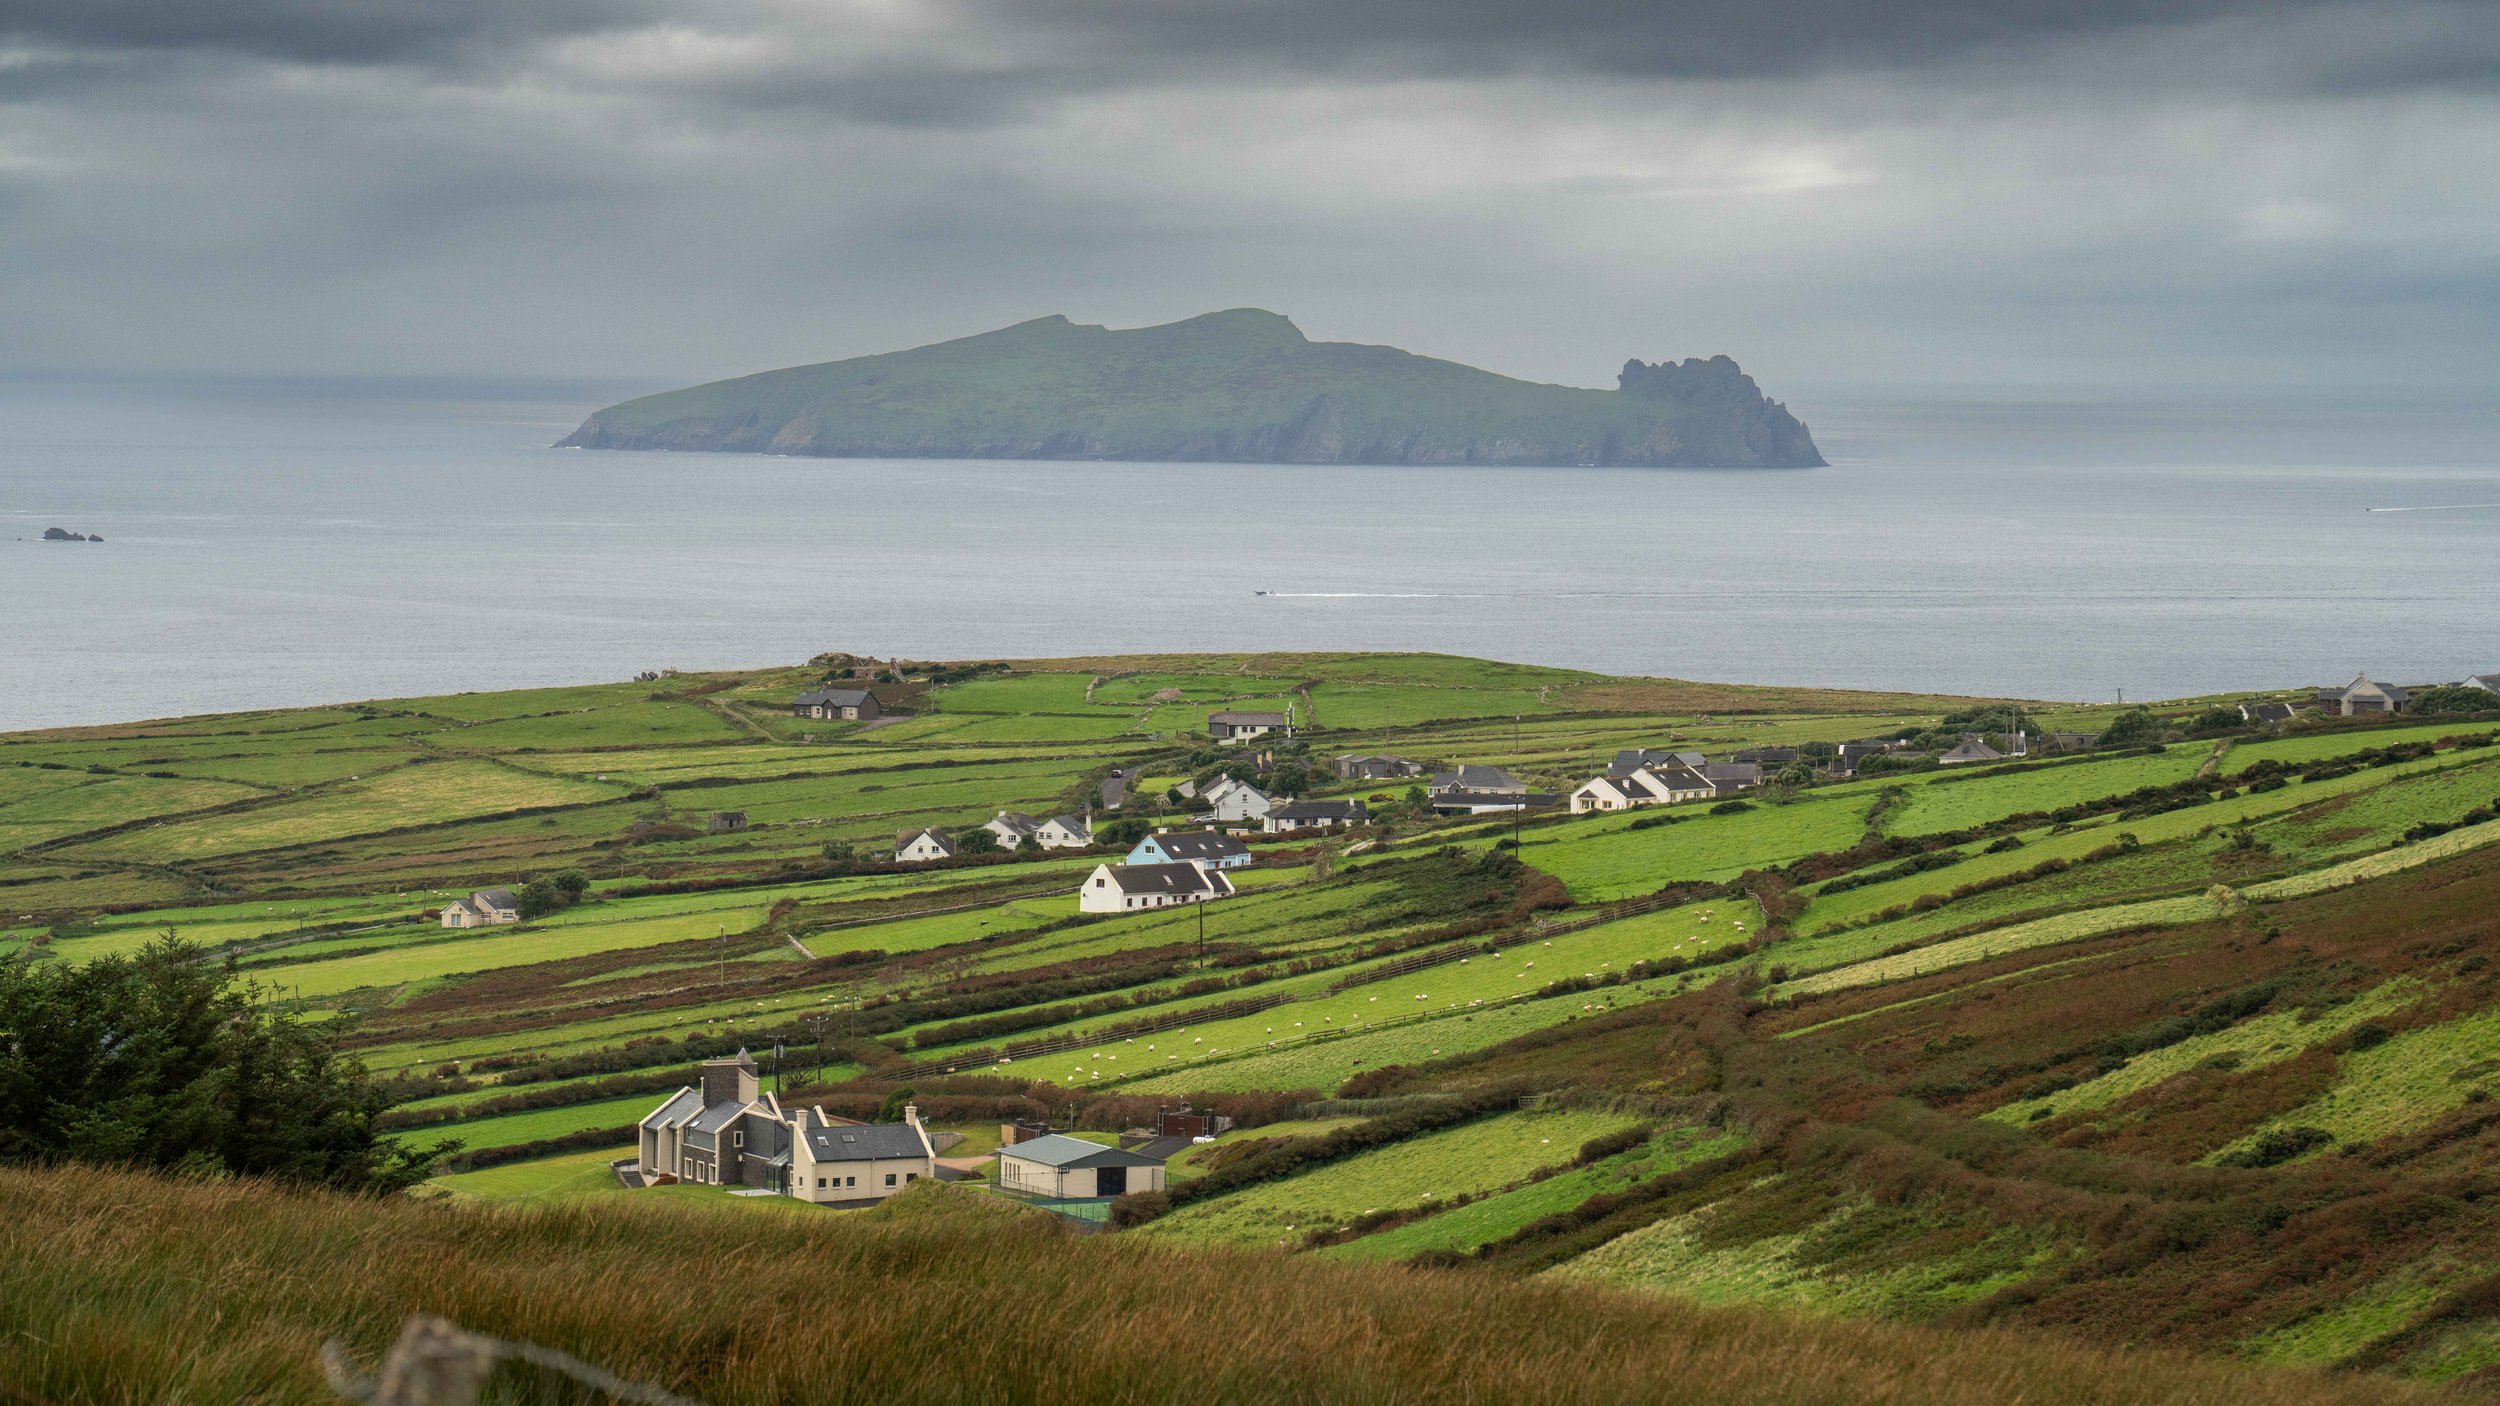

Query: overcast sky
[3,0,2495,391]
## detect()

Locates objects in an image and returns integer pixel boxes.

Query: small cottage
[1938,735,2006,766]
[707,811,749,834]
[981,811,1044,848]
[1333,754,1423,780]
[1201,776,1274,823]
[1126,830,1251,870]
[1035,814,1094,849]
[1261,798,1367,833]
[792,689,881,722]
[1207,709,1291,744]
[894,828,960,864]
[440,886,521,928]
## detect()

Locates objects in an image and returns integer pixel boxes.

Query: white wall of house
[895,832,953,863]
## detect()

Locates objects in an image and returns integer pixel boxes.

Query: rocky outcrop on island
[559,310,1824,469]
[41,528,102,541]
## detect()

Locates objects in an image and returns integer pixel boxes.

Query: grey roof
[2470,675,2500,692]
[1046,814,1093,835]
[640,1086,705,1129]
[1431,789,1558,809]
[803,1122,930,1162]
[1431,764,1525,792]
[795,688,873,707]
[1609,750,1703,776]
[1208,710,1290,726]
[1697,762,1761,784]
[1638,763,1717,792]
[472,886,518,911]
[1731,747,1800,764]
[1144,830,1247,861]
[1270,798,1366,820]
[897,827,958,854]
[1939,736,2004,763]
[1102,862,1225,896]
[998,1132,1169,1169]
[689,1100,748,1135]
[988,811,1042,835]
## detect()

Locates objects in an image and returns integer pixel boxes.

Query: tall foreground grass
[0,1166,2448,1406]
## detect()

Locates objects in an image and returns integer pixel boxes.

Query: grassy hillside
[558,309,1826,467]
[0,1164,2444,1406]
[18,652,2500,1390]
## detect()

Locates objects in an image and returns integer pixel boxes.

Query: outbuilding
[994,1133,1168,1200]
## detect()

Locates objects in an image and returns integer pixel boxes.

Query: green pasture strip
[270,905,774,999]
[923,674,1105,714]
[1780,895,2221,999]
[157,749,421,788]
[425,701,744,750]
[57,760,625,862]
[1527,796,1875,902]
[374,681,677,723]
[1123,980,1681,1095]
[395,1090,661,1152]
[1088,672,1306,706]
[2242,817,2500,900]
[1324,1125,1750,1262]
[1883,747,2207,837]
[1303,683,1563,730]
[1986,979,2430,1126]
[2225,723,2496,776]
[2215,1007,2500,1161]
[0,774,264,850]
[1137,1107,1645,1248]
[426,1144,638,1201]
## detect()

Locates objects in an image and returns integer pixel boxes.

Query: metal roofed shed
[995,1133,1169,1202]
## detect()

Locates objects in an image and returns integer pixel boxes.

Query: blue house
[1125,829,1252,871]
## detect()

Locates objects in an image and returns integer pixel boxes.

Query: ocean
[3,375,2495,731]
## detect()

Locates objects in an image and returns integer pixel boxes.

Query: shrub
[2217,1126,2334,1169]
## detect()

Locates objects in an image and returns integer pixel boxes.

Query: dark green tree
[0,936,450,1192]
[2100,708,2168,747]
[875,1087,917,1123]
[956,828,1001,854]
[514,879,563,920]
[2412,685,2499,717]
[552,869,591,902]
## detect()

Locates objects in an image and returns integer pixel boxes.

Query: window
[906,1173,918,1183]
[732,1131,743,1148]
[884,1173,897,1187]
[846,1175,856,1187]
[817,1177,827,1189]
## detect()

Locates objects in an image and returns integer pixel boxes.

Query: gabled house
[2239,703,2297,727]
[2325,674,2410,716]
[440,886,521,929]
[2465,675,2500,697]
[995,1133,1169,1201]
[1334,754,1424,781]
[982,811,1044,848]
[1938,735,2005,766]
[894,828,959,864]
[1035,814,1094,849]
[1731,746,1800,766]
[1127,829,1251,870]
[2041,731,2104,751]
[637,1050,937,1203]
[1430,764,1525,795]
[1608,749,1704,776]
[1079,862,1235,913]
[1201,776,1274,822]
[792,688,881,722]
[707,811,749,834]
[1262,798,1367,833]
[1571,763,1717,813]
[1208,709,1291,744]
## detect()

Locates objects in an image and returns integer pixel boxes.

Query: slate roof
[1101,862,1228,897]
[1731,747,1800,765]
[640,1087,705,1129]
[897,827,958,855]
[794,688,873,708]
[987,811,1043,836]
[1939,736,2005,764]
[1145,831,1248,862]
[689,1101,748,1135]
[1431,765,1525,793]
[472,887,519,912]
[2470,675,2500,693]
[1431,789,1559,810]
[1698,762,1761,785]
[1269,798,1366,821]
[1608,749,1704,776]
[1044,814,1093,837]
[999,1133,1169,1170]
[804,1122,931,1163]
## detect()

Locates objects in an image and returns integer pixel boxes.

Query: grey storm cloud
[0,0,2493,387]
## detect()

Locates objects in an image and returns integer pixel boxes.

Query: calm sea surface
[3,376,2496,731]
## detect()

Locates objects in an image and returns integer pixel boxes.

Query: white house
[1079,862,1235,913]
[981,811,1044,848]
[440,886,521,928]
[1126,830,1251,870]
[1262,798,1366,833]
[1208,709,1291,744]
[894,828,959,863]
[1035,814,1094,849]
[1569,763,1717,814]
[995,1132,1168,1200]
[1202,776,1274,823]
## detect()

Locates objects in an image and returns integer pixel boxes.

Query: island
[40,528,101,542]
[558,309,1825,468]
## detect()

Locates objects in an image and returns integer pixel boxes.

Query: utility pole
[1197,897,1206,969]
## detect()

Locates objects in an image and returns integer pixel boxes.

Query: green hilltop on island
[559,309,1826,467]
